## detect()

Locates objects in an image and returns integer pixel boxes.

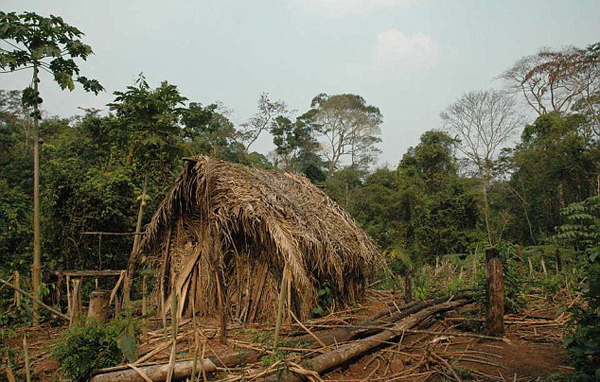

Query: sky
[2,0,599,167]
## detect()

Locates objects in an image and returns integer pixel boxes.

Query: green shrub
[52,319,136,381]
[564,262,600,381]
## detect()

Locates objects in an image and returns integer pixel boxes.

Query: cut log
[88,289,110,323]
[263,298,469,382]
[89,349,261,382]
[485,248,504,336]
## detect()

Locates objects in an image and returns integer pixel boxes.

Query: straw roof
[138,155,382,321]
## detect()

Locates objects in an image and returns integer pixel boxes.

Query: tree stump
[485,248,504,336]
[88,289,110,323]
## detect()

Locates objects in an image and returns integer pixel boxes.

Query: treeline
[0,36,598,278]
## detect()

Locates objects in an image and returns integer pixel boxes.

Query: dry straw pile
[136,155,381,322]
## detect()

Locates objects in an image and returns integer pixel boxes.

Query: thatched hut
[135,155,381,322]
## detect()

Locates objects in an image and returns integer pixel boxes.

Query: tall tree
[501,42,600,126]
[441,89,524,245]
[0,11,103,319]
[240,92,289,151]
[311,93,382,176]
[181,101,242,161]
[270,110,321,174]
[108,74,186,176]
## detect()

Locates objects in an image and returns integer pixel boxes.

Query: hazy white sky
[2,0,599,166]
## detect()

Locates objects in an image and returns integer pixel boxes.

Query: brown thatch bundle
[137,155,382,322]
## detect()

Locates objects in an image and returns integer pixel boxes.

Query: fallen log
[89,349,261,382]
[262,297,469,382]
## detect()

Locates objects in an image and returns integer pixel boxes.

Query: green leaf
[116,329,138,362]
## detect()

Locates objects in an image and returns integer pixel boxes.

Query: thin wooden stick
[126,364,153,382]
[290,311,327,348]
[13,271,21,307]
[108,270,125,307]
[142,275,148,344]
[215,270,227,344]
[274,264,288,349]
[23,336,31,382]
[166,288,178,382]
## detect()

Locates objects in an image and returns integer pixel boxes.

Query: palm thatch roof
[137,155,382,322]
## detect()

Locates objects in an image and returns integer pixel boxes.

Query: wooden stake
[274,264,288,349]
[160,227,172,342]
[540,256,548,275]
[215,271,227,345]
[142,275,148,344]
[71,278,82,323]
[484,248,504,336]
[13,271,21,307]
[166,287,178,382]
[23,336,31,382]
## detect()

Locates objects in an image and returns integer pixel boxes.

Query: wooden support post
[23,336,31,382]
[215,271,227,345]
[540,256,548,275]
[274,264,288,349]
[66,275,72,322]
[71,279,82,324]
[484,248,504,336]
[88,290,110,323]
[142,275,148,343]
[13,271,21,307]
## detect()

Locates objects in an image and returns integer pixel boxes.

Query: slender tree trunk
[32,62,42,323]
[122,176,148,308]
[482,175,493,246]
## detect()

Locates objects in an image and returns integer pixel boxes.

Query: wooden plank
[52,270,124,277]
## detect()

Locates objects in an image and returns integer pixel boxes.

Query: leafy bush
[52,319,137,381]
[555,196,600,381]
[563,262,600,381]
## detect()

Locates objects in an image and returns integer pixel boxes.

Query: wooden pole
[31,61,41,324]
[13,271,21,308]
[484,248,504,336]
[23,336,31,382]
[215,271,227,345]
[71,279,82,323]
[540,256,548,275]
[123,176,148,309]
[142,275,148,344]
[274,264,288,349]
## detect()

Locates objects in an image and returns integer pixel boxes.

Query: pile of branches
[89,294,472,382]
